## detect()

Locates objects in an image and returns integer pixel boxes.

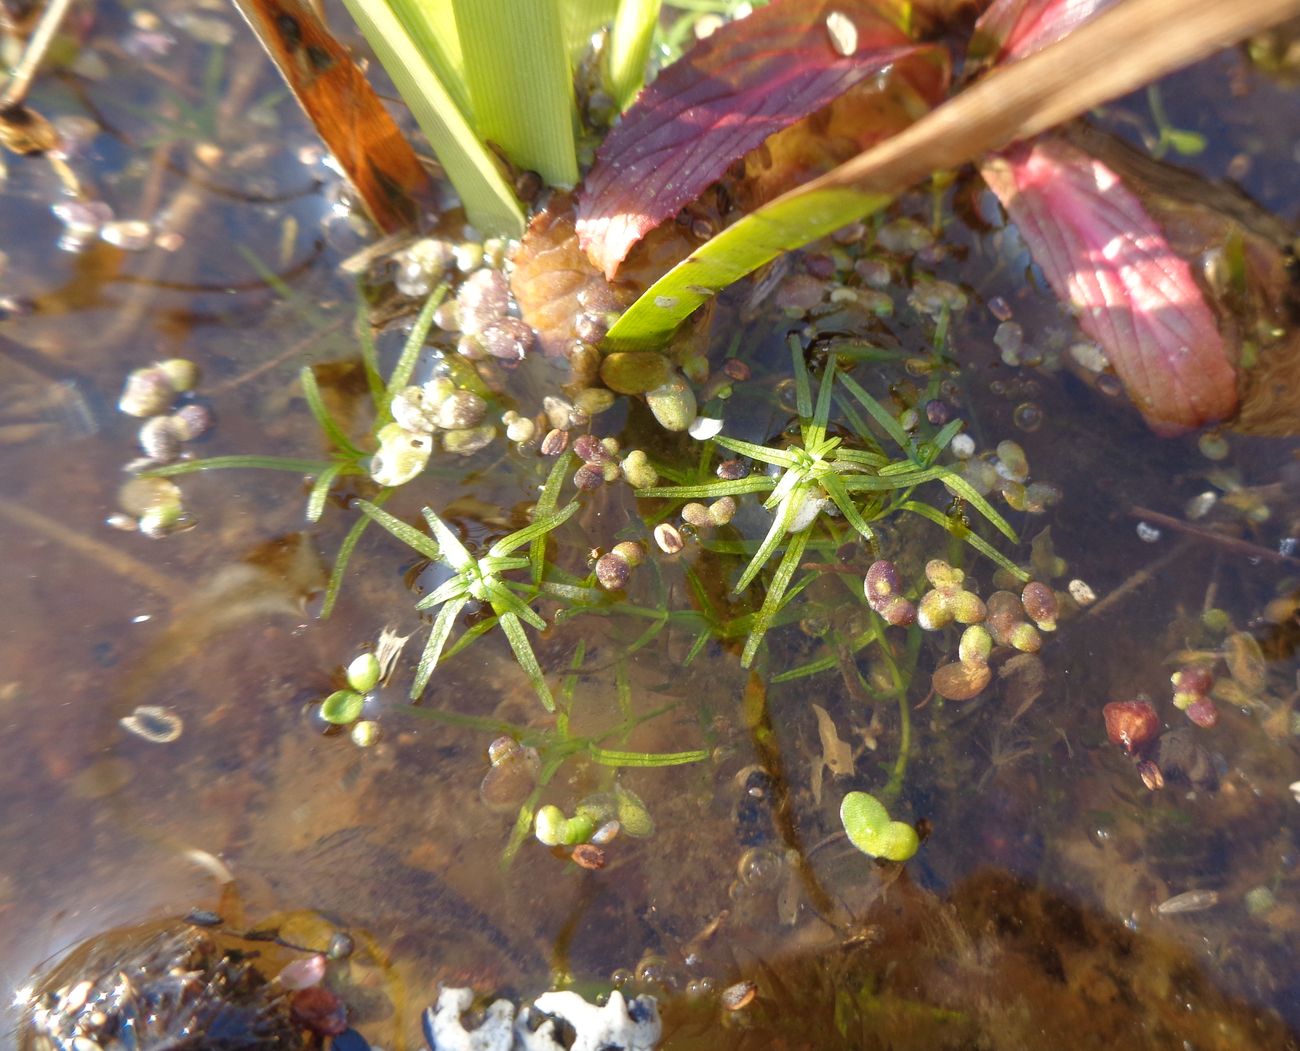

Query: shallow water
[1,4,1298,1050]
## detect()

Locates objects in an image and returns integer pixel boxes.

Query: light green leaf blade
[608,0,661,110]
[300,366,364,457]
[421,506,475,570]
[604,186,890,350]
[455,0,578,187]
[498,611,555,711]
[412,595,470,698]
[338,0,523,237]
[741,526,811,668]
[385,284,447,404]
[490,500,581,557]
[355,498,442,562]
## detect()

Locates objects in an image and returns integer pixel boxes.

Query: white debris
[424,986,661,1051]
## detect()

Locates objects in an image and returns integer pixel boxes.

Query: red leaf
[981,137,1237,434]
[577,0,938,279]
[971,0,1119,64]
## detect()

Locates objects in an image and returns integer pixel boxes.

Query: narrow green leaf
[741,526,811,668]
[390,0,473,120]
[734,485,803,594]
[821,471,876,542]
[933,467,1019,542]
[498,610,555,711]
[490,500,581,557]
[604,186,891,350]
[338,0,524,236]
[455,0,578,187]
[301,367,364,457]
[321,490,390,619]
[385,283,448,403]
[588,745,709,767]
[608,0,661,110]
[416,576,472,610]
[562,0,618,60]
[355,499,443,562]
[900,499,1027,579]
[306,461,347,524]
[420,506,475,570]
[638,476,773,500]
[714,434,798,468]
[835,369,914,454]
[531,453,573,583]
[356,300,388,413]
[831,448,890,468]
[806,350,837,449]
[412,596,470,698]
[486,580,548,632]
[790,335,813,424]
[146,455,332,477]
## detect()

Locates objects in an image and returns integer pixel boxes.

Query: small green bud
[346,653,381,693]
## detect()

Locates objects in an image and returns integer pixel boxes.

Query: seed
[682,502,712,528]
[571,844,607,869]
[721,980,757,1011]
[932,661,992,701]
[596,552,632,590]
[654,522,684,554]
[119,366,176,417]
[1137,758,1165,790]
[1102,700,1159,755]
[1020,582,1058,631]
[119,704,183,743]
[574,462,605,490]
[540,428,568,456]
[138,415,184,462]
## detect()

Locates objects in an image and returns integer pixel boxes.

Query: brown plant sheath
[231,0,435,233]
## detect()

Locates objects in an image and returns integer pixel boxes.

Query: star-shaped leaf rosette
[640,338,1024,667]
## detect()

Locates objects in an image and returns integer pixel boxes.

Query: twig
[1084,538,1192,620]
[0,0,74,109]
[1129,506,1300,566]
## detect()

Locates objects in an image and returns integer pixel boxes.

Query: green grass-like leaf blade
[355,499,443,562]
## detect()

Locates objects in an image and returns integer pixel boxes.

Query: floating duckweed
[503,411,536,443]
[932,660,992,700]
[574,387,616,416]
[681,502,712,528]
[865,560,916,627]
[1135,521,1161,543]
[995,440,1029,482]
[435,390,487,430]
[370,423,432,486]
[958,624,993,665]
[994,321,1023,365]
[1006,621,1042,653]
[1197,431,1230,461]
[119,704,183,743]
[611,541,645,568]
[708,496,737,526]
[840,790,920,861]
[596,551,633,590]
[535,804,566,846]
[688,416,724,440]
[878,217,933,254]
[170,403,212,441]
[442,424,496,456]
[601,351,672,395]
[321,689,364,725]
[540,428,568,456]
[1224,631,1267,693]
[951,433,976,459]
[350,720,381,747]
[1023,481,1061,514]
[346,653,381,693]
[925,559,964,589]
[138,415,184,462]
[646,375,697,432]
[621,450,659,489]
[917,589,954,631]
[615,783,655,837]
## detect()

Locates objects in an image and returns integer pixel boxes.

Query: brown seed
[932,661,992,701]
[1137,758,1165,791]
[1102,700,1160,755]
[721,980,757,1011]
[540,428,568,456]
[571,843,607,869]
[1020,581,1058,631]
[654,522,684,554]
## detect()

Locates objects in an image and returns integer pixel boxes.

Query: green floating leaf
[321,689,365,725]
[840,790,919,862]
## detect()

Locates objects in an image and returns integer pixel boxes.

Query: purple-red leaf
[981,137,1237,434]
[971,0,1119,65]
[577,0,938,279]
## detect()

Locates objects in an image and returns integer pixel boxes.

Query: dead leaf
[981,135,1238,434]
[577,0,943,278]
[810,702,854,804]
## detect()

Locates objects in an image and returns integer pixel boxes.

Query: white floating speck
[1290,780,1300,804]
[825,11,857,56]
[1136,521,1161,543]
[688,416,723,440]
[119,704,182,743]
[1068,578,1096,606]
[654,295,678,309]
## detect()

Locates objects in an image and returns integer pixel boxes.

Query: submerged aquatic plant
[356,471,580,711]
[642,337,1021,666]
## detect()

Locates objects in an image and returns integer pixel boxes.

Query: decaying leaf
[971,0,1119,66]
[810,702,854,804]
[231,0,435,233]
[999,652,1047,722]
[981,135,1238,434]
[577,0,944,278]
